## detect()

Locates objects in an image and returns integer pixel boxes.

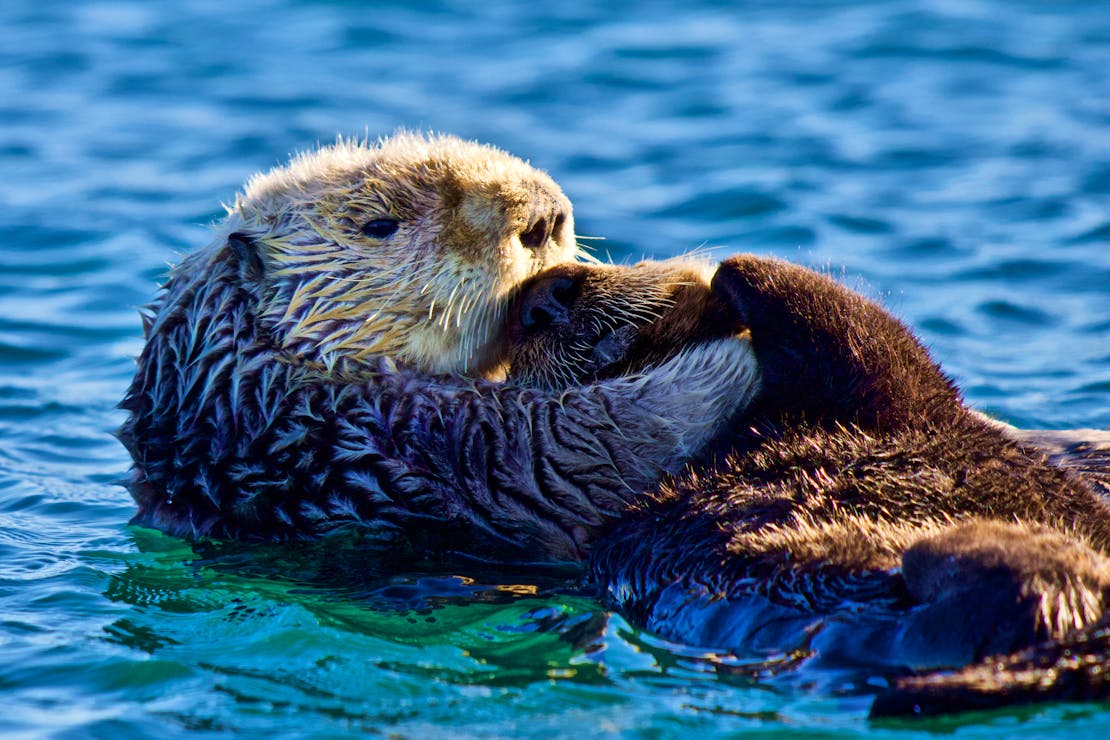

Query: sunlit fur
[226,131,579,374]
[506,254,1110,717]
[118,133,762,553]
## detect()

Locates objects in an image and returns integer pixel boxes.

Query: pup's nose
[514,264,587,333]
[519,274,576,331]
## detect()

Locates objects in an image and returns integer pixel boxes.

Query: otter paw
[901,520,1110,659]
[709,255,778,330]
[631,337,761,462]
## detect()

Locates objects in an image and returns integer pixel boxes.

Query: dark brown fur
[506,254,1110,717]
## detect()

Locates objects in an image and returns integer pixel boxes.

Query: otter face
[227,132,578,374]
[505,260,743,389]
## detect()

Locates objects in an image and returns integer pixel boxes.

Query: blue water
[2,0,1108,736]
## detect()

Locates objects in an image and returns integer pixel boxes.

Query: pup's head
[505,259,744,389]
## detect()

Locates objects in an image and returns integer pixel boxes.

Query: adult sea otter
[119,133,757,561]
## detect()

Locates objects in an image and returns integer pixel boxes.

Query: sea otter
[503,255,1110,716]
[119,132,759,562]
[122,132,1110,714]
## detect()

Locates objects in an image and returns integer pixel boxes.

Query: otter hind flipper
[887,521,1110,673]
[870,613,1110,719]
[866,521,1110,718]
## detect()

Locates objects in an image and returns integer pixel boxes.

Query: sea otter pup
[119,133,759,563]
[504,255,1110,716]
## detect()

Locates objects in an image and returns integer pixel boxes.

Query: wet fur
[119,134,761,561]
[506,254,1110,717]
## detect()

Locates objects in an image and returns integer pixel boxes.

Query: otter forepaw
[709,255,774,330]
[630,337,762,463]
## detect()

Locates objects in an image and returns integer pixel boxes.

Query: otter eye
[361,218,400,239]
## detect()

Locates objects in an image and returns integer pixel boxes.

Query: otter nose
[519,210,568,251]
[518,273,578,332]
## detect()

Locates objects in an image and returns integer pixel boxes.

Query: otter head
[222,132,577,374]
[505,259,744,389]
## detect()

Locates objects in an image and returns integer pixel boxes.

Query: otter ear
[227,232,265,282]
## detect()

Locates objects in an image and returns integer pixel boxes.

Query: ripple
[0,339,67,364]
[1081,165,1110,194]
[825,213,893,234]
[659,187,786,220]
[976,300,1056,326]
[857,42,1064,70]
[1068,222,1110,244]
[918,317,966,337]
[956,258,1069,282]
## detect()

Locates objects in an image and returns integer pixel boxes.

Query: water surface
[2,0,1108,736]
